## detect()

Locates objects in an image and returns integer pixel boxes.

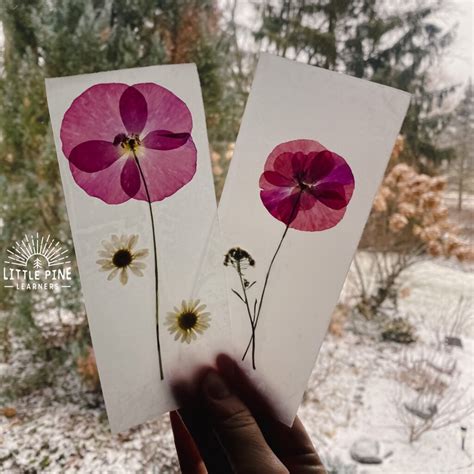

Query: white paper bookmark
[218,53,410,425]
[46,64,230,433]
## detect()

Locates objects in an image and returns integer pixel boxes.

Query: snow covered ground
[301,334,474,473]
[1,255,473,473]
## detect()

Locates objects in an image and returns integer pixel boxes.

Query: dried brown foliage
[353,136,472,318]
[77,347,100,392]
[371,158,472,261]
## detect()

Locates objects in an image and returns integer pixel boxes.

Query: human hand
[170,354,325,473]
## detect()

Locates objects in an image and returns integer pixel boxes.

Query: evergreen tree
[254,0,456,168]
[443,80,474,210]
[0,0,237,352]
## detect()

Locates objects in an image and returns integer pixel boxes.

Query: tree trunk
[457,150,466,211]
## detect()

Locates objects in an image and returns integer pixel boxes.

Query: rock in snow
[445,336,463,349]
[350,437,383,464]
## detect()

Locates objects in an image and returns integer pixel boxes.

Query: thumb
[201,370,288,474]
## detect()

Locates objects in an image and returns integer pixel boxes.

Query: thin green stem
[133,153,164,380]
[242,191,302,365]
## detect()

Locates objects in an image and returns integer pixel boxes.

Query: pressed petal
[132,249,149,259]
[102,240,115,253]
[129,265,144,277]
[98,250,113,258]
[261,171,294,187]
[312,183,348,210]
[70,158,132,204]
[306,150,336,183]
[260,189,301,226]
[132,83,193,137]
[290,200,347,231]
[298,190,319,211]
[68,140,120,173]
[132,139,197,202]
[142,130,190,150]
[119,234,128,247]
[264,140,326,179]
[128,234,138,249]
[119,86,148,135]
[320,158,355,187]
[119,268,128,285]
[98,262,115,271]
[120,158,141,198]
[290,151,309,178]
[61,83,128,157]
[107,267,119,281]
[271,152,298,180]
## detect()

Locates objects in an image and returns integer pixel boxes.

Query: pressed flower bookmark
[218,54,410,426]
[60,82,197,381]
[45,65,230,433]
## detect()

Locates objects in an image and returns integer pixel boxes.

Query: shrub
[353,137,472,319]
[382,318,417,344]
[372,161,472,261]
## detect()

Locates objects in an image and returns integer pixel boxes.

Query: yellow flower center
[114,133,142,153]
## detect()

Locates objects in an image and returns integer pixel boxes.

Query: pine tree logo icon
[4,233,70,268]
[3,233,72,291]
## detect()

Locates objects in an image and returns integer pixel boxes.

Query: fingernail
[202,371,230,400]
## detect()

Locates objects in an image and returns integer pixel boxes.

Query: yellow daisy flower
[96,234,149,285]
[165,299,211,344]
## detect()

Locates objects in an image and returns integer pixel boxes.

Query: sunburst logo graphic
[5,234,70,269]
[3,233,73,291]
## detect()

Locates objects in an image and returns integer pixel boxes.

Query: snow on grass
[1,254,473,472]
[299,254,473,472]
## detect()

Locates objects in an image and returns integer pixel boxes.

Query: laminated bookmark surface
[218,53,410,425]
[46,64,230,433]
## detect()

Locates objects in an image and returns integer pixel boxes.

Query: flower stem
[236,261,257,369]
[133,153,164,380]
[242,191,302,366]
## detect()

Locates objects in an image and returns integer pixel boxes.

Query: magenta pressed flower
[60,82,198,381]
[60,83,196,204]
[259,139,355,231]
[226,139,355,370]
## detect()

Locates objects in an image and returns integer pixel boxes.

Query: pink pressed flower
[259,139,355,231]
[60,83,196,204]
[60,82,198,380]
[234,139,355,369]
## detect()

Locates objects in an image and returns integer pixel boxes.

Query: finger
[267,416,325,472]
[216,354,324,472]
[169,411,207,474]
[172,376,233,473]
[201,370,288,474]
